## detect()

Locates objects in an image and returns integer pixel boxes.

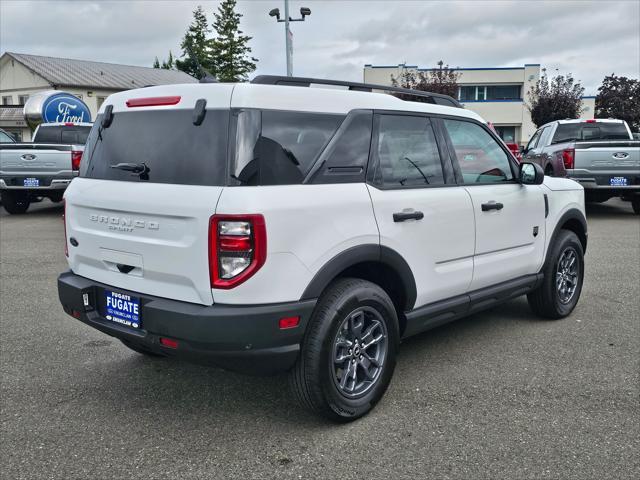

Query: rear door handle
[393,211,424,222]
[481,202,504,211]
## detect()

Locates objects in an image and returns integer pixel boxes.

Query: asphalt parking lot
[1,198,638,480]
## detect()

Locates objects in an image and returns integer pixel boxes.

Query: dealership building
[364,63,596,146]
[0,52,196,141]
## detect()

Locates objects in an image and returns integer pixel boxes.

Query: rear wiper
[110,162,150,180]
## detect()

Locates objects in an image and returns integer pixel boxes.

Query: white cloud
[1,0,638,94]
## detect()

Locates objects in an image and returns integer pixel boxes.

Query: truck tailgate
[574,141,640,172]
[0,144,73,175]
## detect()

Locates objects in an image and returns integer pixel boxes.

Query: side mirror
[519,162,544,185]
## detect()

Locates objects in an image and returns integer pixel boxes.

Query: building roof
[2,52,197,90]
[0,106,25,122]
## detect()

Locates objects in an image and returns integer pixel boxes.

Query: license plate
[610,177,628,186]
[23,177,39,187]
[104,290,141,329]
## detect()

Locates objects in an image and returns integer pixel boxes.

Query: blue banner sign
[41,93,91,124]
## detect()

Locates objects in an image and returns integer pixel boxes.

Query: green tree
[161,51,175,70]
[391,61,461,101]
[527,69,584,128]
[209,0,257,82]
[175,5,212,79]
[153,57,161,69]
[595,74,640,131]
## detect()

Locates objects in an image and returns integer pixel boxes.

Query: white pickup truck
[0,122,91,214]
[523,119,640,213]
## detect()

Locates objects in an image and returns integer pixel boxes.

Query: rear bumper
[57,271,316,375]
[0,177,73,190]
[567,171,640,197]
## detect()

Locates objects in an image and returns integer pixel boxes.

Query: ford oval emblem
[612,152,629,160]
[21,154,37,161]
[41,93,92,124]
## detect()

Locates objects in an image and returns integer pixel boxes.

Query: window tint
[34,126,91,144]
[311,111,372,183]
[232,110,344,185]
[82,109,229,186]
[374,115,444,187]
[552,122,630,143]
[443,119,514,183]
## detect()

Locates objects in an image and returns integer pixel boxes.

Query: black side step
[402,273,543,338]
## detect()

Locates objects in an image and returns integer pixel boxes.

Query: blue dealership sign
[41,93,91,124]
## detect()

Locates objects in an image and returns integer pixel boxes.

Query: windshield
[81,109,229,186]
[552,122,630,143]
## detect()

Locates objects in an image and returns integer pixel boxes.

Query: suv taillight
[209,214,266,289]
[562,148,575,170]
[63,200,68,257]
[71,151,82,171]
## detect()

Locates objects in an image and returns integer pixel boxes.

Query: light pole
[269,1,311,76]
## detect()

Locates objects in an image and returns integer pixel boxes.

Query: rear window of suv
[552,122,630,144]
[81,109,229,186]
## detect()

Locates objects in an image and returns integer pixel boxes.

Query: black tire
[120,339,166,357]
[49,193,64,203]
[544,165,554,177]
[632,198,640,215]
[528,230,584,319]
[289,278,399,422]
[1,192,30,214]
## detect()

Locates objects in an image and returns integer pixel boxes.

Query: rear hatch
[65,85,234,305]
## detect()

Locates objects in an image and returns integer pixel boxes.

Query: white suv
[58,76,587,421]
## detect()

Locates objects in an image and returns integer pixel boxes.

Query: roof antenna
[186,46,218,84]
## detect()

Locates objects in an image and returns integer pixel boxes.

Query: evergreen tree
[209,0,257,82]
[527,69,584,128]
[153,57,161,69]
[175,6,212,79]
[161,51,175,70]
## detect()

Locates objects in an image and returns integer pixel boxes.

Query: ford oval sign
[41,93,91,124]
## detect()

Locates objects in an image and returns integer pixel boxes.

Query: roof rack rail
[250,75,462,108]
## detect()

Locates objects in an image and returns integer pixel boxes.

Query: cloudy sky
[1,0,639,94]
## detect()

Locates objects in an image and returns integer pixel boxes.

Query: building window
[97,96,107,109]
[486,85,521,100]
[458,86,475,101]
[18,95,29,105]
[2,96,12,105]
[495,126,517,143]
[458,85,521,101]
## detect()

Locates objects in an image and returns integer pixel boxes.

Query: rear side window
[443,119,514,183]
[374,115,444,188]
[552,122,630,143]
[310,110,373,184]
[81,109,229,186]
[231,110,344,185]
[34,126,91,144]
